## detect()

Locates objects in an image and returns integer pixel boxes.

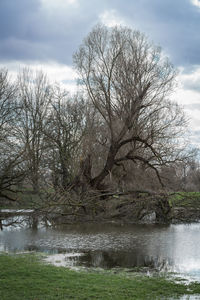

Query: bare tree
[43,87,86,189]
[181,158,200,192]
[0,69,24,202]
[0,69,16,140]
[74,24,188,191]
[16,69,52,193]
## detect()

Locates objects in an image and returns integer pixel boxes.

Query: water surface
[1,219,200,281]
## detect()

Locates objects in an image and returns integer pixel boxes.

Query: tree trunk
[155,196,171,223]
[90,144,118,189]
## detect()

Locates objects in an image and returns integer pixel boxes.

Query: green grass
[169,192,200,208]
[0,254,200,299]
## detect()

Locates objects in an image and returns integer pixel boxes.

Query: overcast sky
[1,0,200,146]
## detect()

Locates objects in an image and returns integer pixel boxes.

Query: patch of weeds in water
[1,253,200,300]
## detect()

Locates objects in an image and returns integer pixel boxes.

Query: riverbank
[50,191,200,225]
[0,254,200,299]
[98,191,200,224]
[2,191,200,225]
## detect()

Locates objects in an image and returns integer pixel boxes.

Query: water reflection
[0,211,50,230]
[1,221,200,280]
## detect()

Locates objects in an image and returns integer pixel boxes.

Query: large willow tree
[74,24,187,190]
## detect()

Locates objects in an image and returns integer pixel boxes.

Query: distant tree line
[0,25,198,207]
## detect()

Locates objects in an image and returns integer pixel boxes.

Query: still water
[1,217,200,281]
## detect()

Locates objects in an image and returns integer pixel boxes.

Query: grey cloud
[111,0,200,66]
[0,0,40,39]
[0,0,106,64]
[0,0,200,68]
[183,80,200,93]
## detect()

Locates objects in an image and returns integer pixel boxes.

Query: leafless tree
[43,87,86,189]
[74,24,188,191]
[181,158,200,191]
[0,69,16,140]
[0,69,24,202]
[16,69,52,193]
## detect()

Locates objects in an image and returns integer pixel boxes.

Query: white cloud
[173,87,200,143]
[171,67,200,145]
[0,61,78,94]
[173,86,200,106]
[99,10,126,27]
[178,66,200,93]
[191,0,200,8]
[173,67,200,105]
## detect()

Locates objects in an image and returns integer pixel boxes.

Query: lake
[1,214,200,282]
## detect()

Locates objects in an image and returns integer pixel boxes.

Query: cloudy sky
[1,0,200,146]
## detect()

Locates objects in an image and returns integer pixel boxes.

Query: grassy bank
[0,254,200,299]
[169,192,200,208]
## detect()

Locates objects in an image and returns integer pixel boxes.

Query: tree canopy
[73,24,187,190]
